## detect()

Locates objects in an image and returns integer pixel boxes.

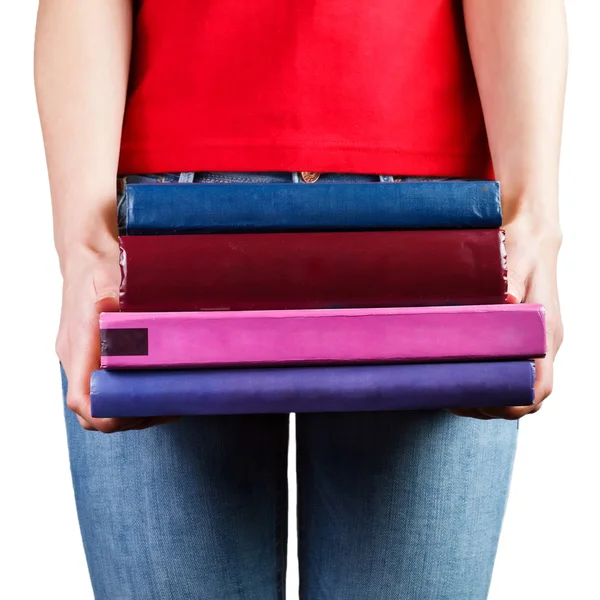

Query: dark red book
[119,230,507,312]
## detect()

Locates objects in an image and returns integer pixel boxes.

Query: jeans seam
[275,418,289,600]
[296,421,305,600]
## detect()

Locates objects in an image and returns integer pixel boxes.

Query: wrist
[52,188,120,270]
[501,187,561,243]
[501,185,560,229]
[57,233,120,280]
[503,216,562,249]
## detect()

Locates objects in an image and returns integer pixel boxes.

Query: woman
[35,0,565,598]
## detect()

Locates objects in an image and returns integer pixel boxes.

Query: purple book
[90,361,536,417]
[100,305,546,369]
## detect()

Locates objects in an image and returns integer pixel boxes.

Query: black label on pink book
[100,328,148,356]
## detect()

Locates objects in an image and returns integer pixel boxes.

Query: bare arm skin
[35,0,175,431]
[460,0,567,419]
[36,0,565,427]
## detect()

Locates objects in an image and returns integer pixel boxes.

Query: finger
[450,408,493,420]
[472,358,548,420]
[154,416,181,425]
[544,322,563,360]
[449,408,471,418]
[533,354,554,404]
[533,320,556,405]
[92,259,121,313]
[95,293,120,317]
[65,309,101,428]
[134,416,181,429]
[529,400,544,414]
[66,299,132,432]
[77,414,97,431]
[102,416,181,433]
[506,291,521,305]
[466,411,493,420]
[506,268,526,304]
[84,415,181,433]
[476,406,532,420]
[96,418,146,433]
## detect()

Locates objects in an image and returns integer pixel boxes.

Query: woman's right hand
[57,242,178,433]
[35,0,158,431]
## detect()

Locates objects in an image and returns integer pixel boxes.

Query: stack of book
[90,180,546,417]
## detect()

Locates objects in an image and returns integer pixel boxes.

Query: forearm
[34,0,132,275]
[463,0,567,234]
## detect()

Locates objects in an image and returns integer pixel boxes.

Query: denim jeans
[66,172,517,600]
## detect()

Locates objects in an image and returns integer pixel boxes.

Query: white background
[1,2,599,599]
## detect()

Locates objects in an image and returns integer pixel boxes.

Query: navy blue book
[124,180,502,234]
[90,361,535,417]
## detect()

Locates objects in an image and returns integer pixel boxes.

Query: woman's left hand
[451,218,564,420]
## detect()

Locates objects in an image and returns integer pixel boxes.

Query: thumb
[93,264,121,314]
[506,269,525,304]
[95,292,119,315]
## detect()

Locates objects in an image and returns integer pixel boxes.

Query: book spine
[119,230,508,312]
[90,361,536,417]
[100,305,546,368]
[125,181,502,234]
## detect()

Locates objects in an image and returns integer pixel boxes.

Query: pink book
[100,304,546,369]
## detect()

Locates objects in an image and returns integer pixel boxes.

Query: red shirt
[118,0,492,178]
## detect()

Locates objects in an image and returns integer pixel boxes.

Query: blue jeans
[66,172,517,599]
